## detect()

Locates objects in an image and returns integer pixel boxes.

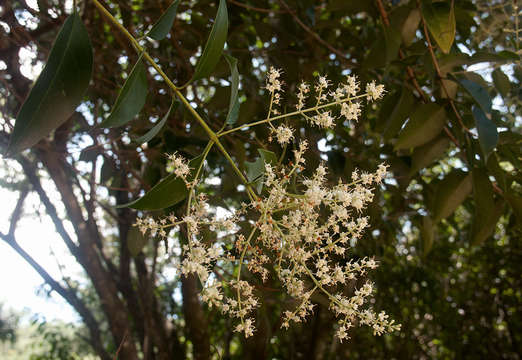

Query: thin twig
[277,0,356,67]
[375,0,460,148]
[228,0,287,14]
[418,0,471,134]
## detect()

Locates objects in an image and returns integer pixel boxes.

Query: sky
[1,184,79,323]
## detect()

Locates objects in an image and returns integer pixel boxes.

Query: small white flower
[273,125,294,145]
[366,81,385,101]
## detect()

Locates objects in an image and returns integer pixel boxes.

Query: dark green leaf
[127,227,148,257]
[224,54,240,125]
[410,135,450,175]
[123,154,204,211]
[190,0,228,82]
[472,106,498,160]
[258,149,277,165]
[492,68,511,97]
[505,194,522,224]
[245,149,277,193]
[457,78,492,114]
[384,26,402,63]
[100,160,115,184]
[470,51,520,64]
[395,103,446,150]
[245,158,265,193]
[101,55,148,128]
[422,0,456,54]
[432,169,472,222]
[401,8,421,46]
[79,146,98,162]
[383,87,415,141]
[147,0,180,40]
[135,99,177,144]
[7,14,93,154]
[468,167,503,244]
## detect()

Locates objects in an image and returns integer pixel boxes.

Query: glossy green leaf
[7,14,93,154]
[457,78,492,114]
[190,0,228,82]
[101,55,148,128]
[383,87,415,141]
[224,54,240,125]
[135,99,177,144]
[472,106,498,160]
[395,103,446,150]
[147,0,180,40]
[410,135,450,175]
[422,0,456,54]
[127,227,148,257]
[492,68,511,97]
[123,154,204,211]
[432,170,472,222]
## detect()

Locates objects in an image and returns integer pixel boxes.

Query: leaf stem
[91,0,256,201]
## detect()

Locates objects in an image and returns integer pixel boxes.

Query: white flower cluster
[264,69,385,146]
[134,69,399,342]
[167,152,190,182]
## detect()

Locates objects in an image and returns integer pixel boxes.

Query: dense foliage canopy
[0,0,521,359]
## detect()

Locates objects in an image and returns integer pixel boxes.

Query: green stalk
[92,0,256,201]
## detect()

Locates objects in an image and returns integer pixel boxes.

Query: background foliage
[0,0,520,359]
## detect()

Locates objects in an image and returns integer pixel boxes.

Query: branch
[0,232,111,360]
[417,0,471,135]
[375,0,461,148]
[277,0,356,67]
[229,0,287,14]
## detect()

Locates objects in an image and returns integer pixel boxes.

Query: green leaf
[190,0,228,82]
[421,215,435,257]
[384,26,402,63]
[422,0,456,54]
[100,55,148,128]
[491,68,511,97]
[127,227,148,257]
[505,194,522,224]
[472,106,498,160]
[457,78,492,114]
[432,170,472,222]
[401,8,421,46]
[79,146,98,163]
[468,166,502,246]
[470,168,504,246]
[383,87,415,141]
[100,160,115,184]
[123,154,204,211]
[223,54,240,125]
[245,158,265,194]
[245,149,277,193]
[7,14,93,154]
[410,135,450,175]
[135,99,177,144]
[395,103,446,150]
[147,0,180,40]
[258,149,277,165]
